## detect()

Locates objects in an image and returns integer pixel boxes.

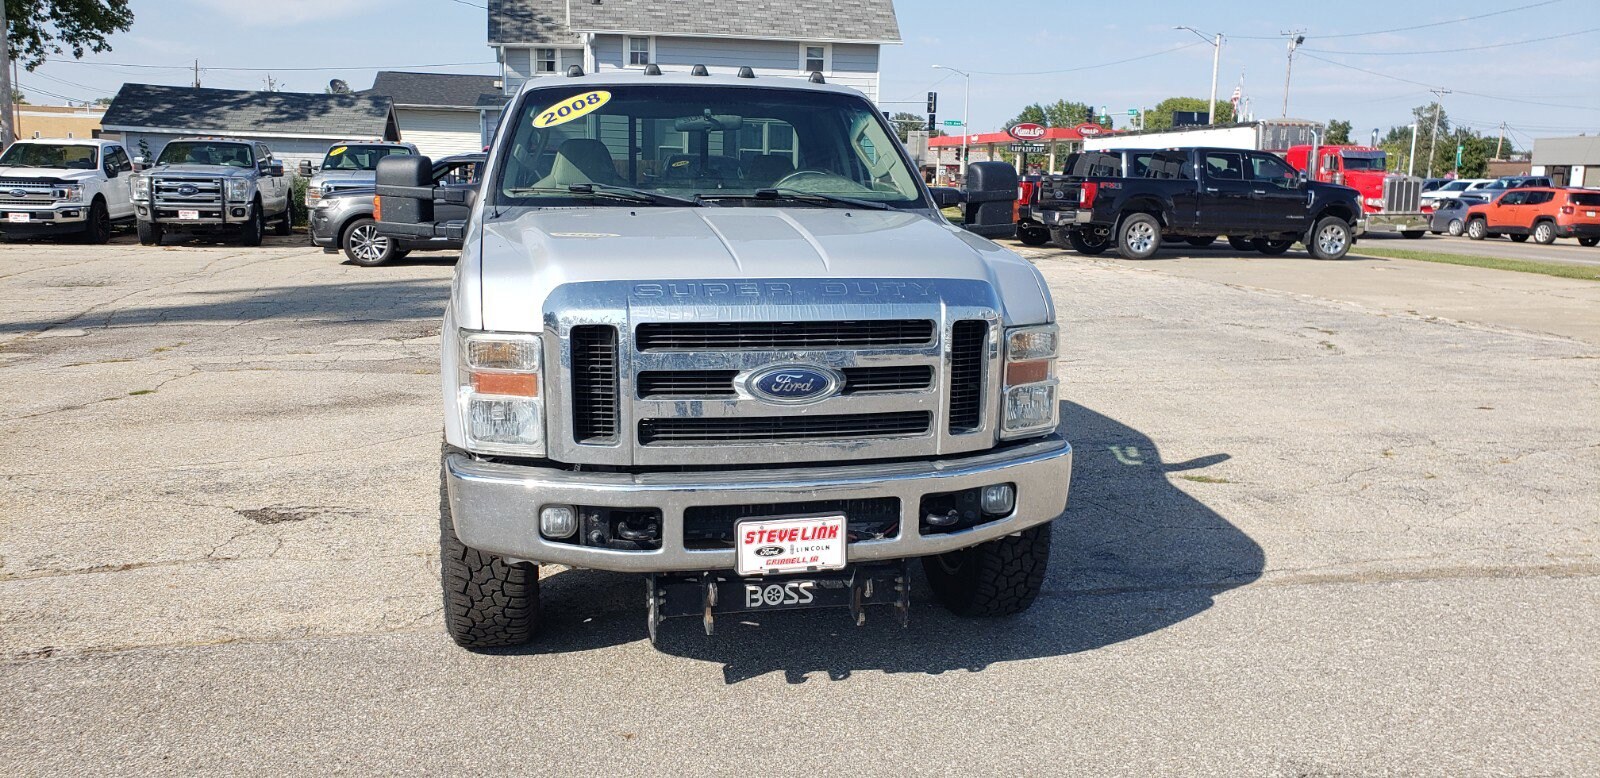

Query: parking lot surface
[2,237,1597,774]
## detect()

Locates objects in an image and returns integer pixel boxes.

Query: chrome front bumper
[446,436,1072,573]
[1361,212,1429,233]
[0,206,88,225]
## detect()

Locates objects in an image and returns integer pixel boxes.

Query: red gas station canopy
[927,123,1115,148]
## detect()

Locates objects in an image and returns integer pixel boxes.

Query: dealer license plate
[7,213,29,223]
[735,515,846,577]
[178,209,200,220]
[1587,211,1596,217]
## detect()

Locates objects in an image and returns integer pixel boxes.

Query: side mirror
[298,159,313,177]
[375,155,440,239]
[269,161,285,178]
[133,156,149,169]
[929,187,965,209]
[956,161,1020,239]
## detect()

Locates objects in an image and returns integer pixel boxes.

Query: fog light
[232,207,246,217]
[540,505,577,539]
[981,484,1015,515]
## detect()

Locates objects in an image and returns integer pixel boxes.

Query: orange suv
[1465,187,1600,246]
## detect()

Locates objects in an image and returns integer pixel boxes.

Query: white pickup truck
[378,68,1071,649]
[0,138,135,243]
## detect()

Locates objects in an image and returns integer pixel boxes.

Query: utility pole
[193,60,201,88]
[1281,31,1305,118]
[1426,88,1450,179]
[1495,121,1506,160]
[1175,27,1224,125]
[1407,123,1418,177]
[1,0,13,148]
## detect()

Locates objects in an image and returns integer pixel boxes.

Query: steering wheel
[772,169,847,190]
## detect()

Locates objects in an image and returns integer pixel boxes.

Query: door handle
[1205,187,1218,193]
[1253,189,1267,195]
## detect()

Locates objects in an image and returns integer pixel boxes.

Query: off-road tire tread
[923,522,1052,617]
[438,459,539,649]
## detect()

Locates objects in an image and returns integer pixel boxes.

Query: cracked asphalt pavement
[2,234,1597,774]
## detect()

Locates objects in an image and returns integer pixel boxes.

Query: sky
[14,0,1600,149]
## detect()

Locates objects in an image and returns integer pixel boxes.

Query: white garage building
[362,72,508,158]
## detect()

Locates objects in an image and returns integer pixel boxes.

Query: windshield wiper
[717,188,891,210]
[504,184,701,207]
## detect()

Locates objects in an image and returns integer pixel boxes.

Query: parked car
[1464,187,1600,244]
[301,141,418,208]
[0,138,135,243]
[310,153,484,265]
[1419,178,1492,206]
[1035,147,1363,259]
[1491,175,1552,189]
[1428,194,1489,236]
[128,137,293,246]
[375,69,1064,649]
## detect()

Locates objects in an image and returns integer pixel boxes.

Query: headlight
[457,331,544,455]
[128,173,148,202]
[314,197,336,210]
[225,179,251,202]
[1000,324,1059,439]
[53,184,82,203]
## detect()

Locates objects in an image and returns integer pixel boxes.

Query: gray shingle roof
[101,83,397,138]
[490,0,900,44]
[363,72,508,109]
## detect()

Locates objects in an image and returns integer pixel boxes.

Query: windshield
[157,141,255,168]
[1341,153,1386,171]
[320,144,412,172]
[493,84,923,208]
[1437,180,1471,192]
[0,143,98,170]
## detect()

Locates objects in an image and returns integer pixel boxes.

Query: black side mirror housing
[269,161,285,178]
[297,159,313,177]
[929,187,964,209]
[957,161,1019,239]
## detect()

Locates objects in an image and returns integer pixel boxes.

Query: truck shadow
[523,401,1263,684]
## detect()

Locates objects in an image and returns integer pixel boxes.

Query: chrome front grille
[1384,176,1422,212]
[0,178,58,206]
[543,278,1003,467]
[152,176,224,209]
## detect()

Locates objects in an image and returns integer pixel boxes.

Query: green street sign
[943,120,965,127]
[1128,109,1139,116]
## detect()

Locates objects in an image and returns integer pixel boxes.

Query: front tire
[136,219,163,246]
[341,217,396,266]
[1532,222,1556,245]
[1467,218,1488,241]
[1306,216,1353,260]
[1447,219,1464,237]
[439,459,539,650]
[1401,230,1425,240]
[273,205,292,236]
[923,522,1052,617]
[1017,223,1051,246]
[81,198,112,244]
[1064,229,1108,256]
[1116,212,1162,260]
[238,203,264,247]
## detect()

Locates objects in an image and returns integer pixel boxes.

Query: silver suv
[129,137,293,246]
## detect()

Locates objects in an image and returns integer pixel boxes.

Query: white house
[487,0,900,103]
[362,71,508,158]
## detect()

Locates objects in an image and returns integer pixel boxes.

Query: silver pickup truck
[129,137,293,246]
[300,140,418,209]
[378,68,1070,649]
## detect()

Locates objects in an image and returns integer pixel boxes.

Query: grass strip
[1351,247,1600,281]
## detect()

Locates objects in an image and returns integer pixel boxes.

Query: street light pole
[1281,32,1305,118]
[0,0,13,148]
[1175,27,1224,125]
[932,65,971,180]
[1426,88,1451,179]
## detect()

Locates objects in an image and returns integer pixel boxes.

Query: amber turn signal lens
[1005,359,1050,386]
[372,195,382,222]
[471,371,539,397]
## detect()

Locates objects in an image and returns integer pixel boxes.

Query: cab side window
[1248,153,1299,188]
[104,147,132,173]
[1203,152,1243,180]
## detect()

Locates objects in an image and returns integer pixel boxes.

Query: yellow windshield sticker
[533,90,611,128]
[671,159,691,168]
[328,146,347,156]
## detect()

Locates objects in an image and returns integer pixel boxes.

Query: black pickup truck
[1034,147,1364,260]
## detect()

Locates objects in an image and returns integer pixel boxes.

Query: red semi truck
[1084,120,1429,238]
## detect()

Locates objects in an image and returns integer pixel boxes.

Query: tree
[889,111,942,143]
[1325,119,1352,145]
[1005,99,1104,130]
[5,0,134,70]
[9,88,24,104]
[1142,96,1235,131]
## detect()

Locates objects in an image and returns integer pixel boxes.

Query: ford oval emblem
[177,184,199,197]
[8,188,26,198]
[740,364,842,405]
[755,545,785,557]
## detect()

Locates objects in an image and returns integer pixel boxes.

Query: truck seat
[746,154,796,186]
[536,139,623,188]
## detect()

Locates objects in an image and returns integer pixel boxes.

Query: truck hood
[471,207,1053,332]
[143,164,255,178]
[0,166,101,182]
[310,170,373,188]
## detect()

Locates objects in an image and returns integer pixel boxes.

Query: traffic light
[927,92,938,114]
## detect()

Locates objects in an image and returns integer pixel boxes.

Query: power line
[1225,0,1562,39]
[13,79,95,104]
[1305,26,1599,55]
[43,58,497,73]
[1298,51,1600,112]
[966,40,1204,76]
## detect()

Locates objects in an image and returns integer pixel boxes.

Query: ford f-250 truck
[0,138,135,243]
[376,67,1070,649]
[1035,147,1363,260]
[129,137,293,246]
